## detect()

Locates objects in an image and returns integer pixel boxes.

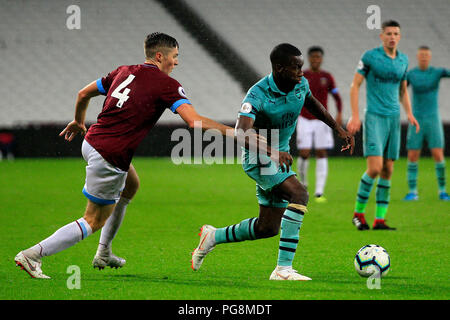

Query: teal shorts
[406,115,444,150]
[242,153,296,208]
[363,112,401,160]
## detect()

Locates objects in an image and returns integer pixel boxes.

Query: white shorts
[81,140,128,205]
[296,116,334,150]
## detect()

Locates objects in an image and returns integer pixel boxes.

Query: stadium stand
[0,0,448,157]
[0,0,245,127]
[188,0,450,122]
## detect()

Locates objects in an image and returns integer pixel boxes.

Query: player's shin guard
[435,161,446,193]
[315,158,328,196]
[355,172,375,214]
[277,204,306,267]
[214,217,258,244]
[35,218,92,257]
[98,197,130,251]
[297,157,309,188]
[407,161,418,194]
[375,178,391,220]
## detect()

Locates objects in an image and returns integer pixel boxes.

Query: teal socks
[215,217,258,244]
[355,172,375,213]
[435,161,446,193]
[277,207,305,267]
[375,178,391,220]
[407,161,418,194]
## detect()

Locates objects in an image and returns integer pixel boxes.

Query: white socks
[315,158,328,196]
[26,218,92,258]
[98,197,130,253]
[297,157,309,188]
[297,157,328,196]
[23,197,131,260]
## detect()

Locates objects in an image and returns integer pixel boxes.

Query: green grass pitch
[0,157,448,300]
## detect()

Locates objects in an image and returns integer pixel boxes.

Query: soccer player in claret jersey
[191,43,354,280]
[403,46,450,201]
[296,46,343,202]
[14,32,234,279]
[347,20,420,231]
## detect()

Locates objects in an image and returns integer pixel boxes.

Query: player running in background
[347,20,419,231]
[191,43,354,280]
[403,46,450,201]
[296,46,343,202]
[14,32,234,279]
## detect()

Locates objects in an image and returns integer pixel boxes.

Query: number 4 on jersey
[111,74,135,108]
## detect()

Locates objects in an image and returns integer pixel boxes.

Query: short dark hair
[308,46,324,56]
[418,45,430,51]
[270,43,302,66]
[381,20,401,30]
[144,32,179,58]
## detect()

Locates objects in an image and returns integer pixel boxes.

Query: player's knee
[83,215,105,233]
[255,223,279,238]
[290,188,309,206]
[367,166,381,177]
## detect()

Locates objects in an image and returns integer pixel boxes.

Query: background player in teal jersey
[404,46,450,201]
[191,43,354,280]
[347,20,419,231]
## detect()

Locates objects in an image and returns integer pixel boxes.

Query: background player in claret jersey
[403,46,450,201]
[296,46,343,203]
[191,43,354,281]
[347,20,420,231]
[14,32,234,279]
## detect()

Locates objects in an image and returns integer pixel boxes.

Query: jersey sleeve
[239,87,263,120]
[356,51,371,77]
[327,73,342,112]
[96,67,121,95]
[440,68,450,78]
[160,78,192,113]
[401,56,409,82]
[304,77,312,98]
[327,73,338,94]
[406,70,411,86]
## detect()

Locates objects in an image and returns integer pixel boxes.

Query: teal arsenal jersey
[238,73,312,153]
[357,46,409,116]
[407,66,450,117]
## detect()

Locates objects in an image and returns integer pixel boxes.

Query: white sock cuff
[76,218,92,240]
[118,196,131,206]
[316,157,328,169]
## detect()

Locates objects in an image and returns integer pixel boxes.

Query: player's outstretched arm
[400,80,420,133]
[346,72,364,135]
[60,80,101,141]
[176,103,235,138]
[303,94,354,154]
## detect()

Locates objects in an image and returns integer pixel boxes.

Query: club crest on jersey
[240,102,252,114]
[357,60,364,70]
[320,77,328,86]
[178,86,187,98]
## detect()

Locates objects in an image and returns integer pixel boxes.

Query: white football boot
[191,225,216,271]
[269,266,312,281]
[92,248,126,270]
[14,251,51,279]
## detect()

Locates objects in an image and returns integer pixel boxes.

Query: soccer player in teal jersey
[347,20,419,231]
[403,46,450,201]
[191,43,354,280]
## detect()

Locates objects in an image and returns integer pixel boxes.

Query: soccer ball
[354,244,390,278]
